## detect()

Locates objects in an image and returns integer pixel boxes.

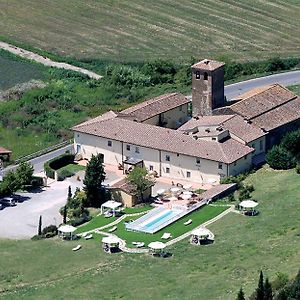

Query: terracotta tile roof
[222,115,266,143]
[0,147,12,154]
[178,115,234,130]
[109,178,136,195]
[73,117,253,164]
[192,59,225,71]
[250,96,300,131]
[120,93,190,122]
[229,84,297,120]
[178,115,266,143]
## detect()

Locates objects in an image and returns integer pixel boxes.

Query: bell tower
[192,59,225,117]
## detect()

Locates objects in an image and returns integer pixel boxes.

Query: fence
[13,140,73,165]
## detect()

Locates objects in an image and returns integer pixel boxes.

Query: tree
[83,154,106,207]
[281,129,300,159]
[126,167,155,201]
[68,185,72,199]
[63,205,67,224]
[264,278,273,300]
[266,146,296,170]
[0,171,21,195]
[15,162,34,189]
[236,287,246,300]
[38,215,42,236]
[256,271,265,300]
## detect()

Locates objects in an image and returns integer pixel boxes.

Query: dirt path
[0,41,102,80]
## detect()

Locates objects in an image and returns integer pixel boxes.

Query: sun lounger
[161,233,172,239]
[84,234,93,240]
[72,245,81,251]
[132,242,145,248]
[108,226,117,233]
[184,219,192,225]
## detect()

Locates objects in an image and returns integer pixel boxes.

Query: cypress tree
[264,278,273,300]
[256,271,265,300]
[68,185,72,199]
[236,287,246,300]
[38,215,42,236]
[63,205,67,224]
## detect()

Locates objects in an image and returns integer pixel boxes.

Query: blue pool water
[142,210,176,231]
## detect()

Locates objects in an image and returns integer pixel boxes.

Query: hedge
[44,153,75,179]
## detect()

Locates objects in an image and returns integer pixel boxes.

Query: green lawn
[57,163,85,174]
[102,205,228,247]
[1,167,300,299]
[288,84,300,96]
[1,0,300,62]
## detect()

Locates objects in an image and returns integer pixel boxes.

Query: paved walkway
[0,41,102,80]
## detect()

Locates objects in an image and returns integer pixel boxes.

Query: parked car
[0,197,16,207]
[0,203,3,210]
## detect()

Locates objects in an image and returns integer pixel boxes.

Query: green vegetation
[266,129,300,170]
[1,1,300,62]
[0,168,300,299]
[57,163,85,175]
[0,49,46,91]
[288,84,300,96]
[102,205,227,247]
[83,154,107,207]
[75,215,117,234]
[44,153,75,179]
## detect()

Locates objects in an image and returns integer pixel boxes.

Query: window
[166,167,170,173]
[212,137,217,141]
[244,155,248,160]
[196,158,201,165]
[166,155,170,161]
[187,171,191,178]
[218,162,223,170]
[149,165,154,171]
[260,140,263,151]
[196,71,200,79]
[234,161,237,166]
[204,72,208,80]
[126,145,130,151]
[135,147,140,154]
[179,105,182,111]
[108,140,112,147]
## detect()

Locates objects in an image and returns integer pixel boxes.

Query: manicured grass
[75,215,117,234]
[0,167,300,299]
[102,205,228,246]
[288,84,300,96]
[1,1,300,62]
[123,204,153,214]
[57,163,85,174]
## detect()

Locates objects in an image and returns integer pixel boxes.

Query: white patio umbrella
[102,236,120,245]
[181,194,192,200]
[148,241,166,250]
[192,227,210,238]
[182,191,193,195]
[239,200,258,209]
[170,187,181,193]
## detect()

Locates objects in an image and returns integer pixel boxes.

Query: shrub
[266,145,296,170]
[57,169,74,181]
[296,163,300,174]
[44,153,75,179]
[69,214,91,227]
[41,225,58,236]
[280,129,300,159]
[31,176,44,187]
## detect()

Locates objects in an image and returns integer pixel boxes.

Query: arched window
[204,72,208,80]
[196,71,200,79]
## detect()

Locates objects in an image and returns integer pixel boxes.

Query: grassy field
[0,167,299,299]
[288,84,300,96]
[0,0,300,62]
[0,50,46,91]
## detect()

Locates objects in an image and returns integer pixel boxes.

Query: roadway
[225,70,300,100]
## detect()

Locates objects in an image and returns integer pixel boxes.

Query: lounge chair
[72,245,81,251]
[132,242,145,248]
[184,219,192,225]
[84,234,93,240]
[104,211,113,218]
[108,226,117,233]
[161,233,172,239]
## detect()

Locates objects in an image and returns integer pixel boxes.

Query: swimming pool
[125,207,185,234]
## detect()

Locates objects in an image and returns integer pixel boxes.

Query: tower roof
[192,59,225,71]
